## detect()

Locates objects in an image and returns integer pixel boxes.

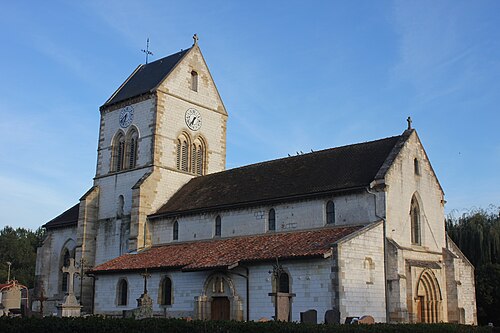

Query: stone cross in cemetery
[134,269,153,319]
[57,258,82,317]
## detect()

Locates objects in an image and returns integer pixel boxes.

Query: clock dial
[185,108,202,131]
[119,106,134,128]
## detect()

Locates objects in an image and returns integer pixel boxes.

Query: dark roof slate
[102,48,191,108]
[152,134,404,218]
[43,203,79,229]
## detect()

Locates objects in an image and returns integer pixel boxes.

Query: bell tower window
[113,132,125,172]
[191,71,198,92]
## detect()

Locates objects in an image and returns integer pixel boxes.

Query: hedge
[0,317,493,333]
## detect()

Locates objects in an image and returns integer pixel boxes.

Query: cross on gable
[62,258,79,295]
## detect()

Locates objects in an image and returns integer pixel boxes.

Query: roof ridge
[201,133,402,177]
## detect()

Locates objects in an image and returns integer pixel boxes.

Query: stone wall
[151,191,379,245]
[337,222,386,322]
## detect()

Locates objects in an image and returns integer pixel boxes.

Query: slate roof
[102,48,191,108]
[43,203,79,229]
[152,133,409,218]
[91,225,363,273]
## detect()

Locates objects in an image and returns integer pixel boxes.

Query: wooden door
[211,297,230,320]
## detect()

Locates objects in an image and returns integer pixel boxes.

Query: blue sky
[0,0,498,230]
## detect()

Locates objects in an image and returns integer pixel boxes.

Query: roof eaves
[149,186,367,220]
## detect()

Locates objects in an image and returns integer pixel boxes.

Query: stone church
[34,37,476,324]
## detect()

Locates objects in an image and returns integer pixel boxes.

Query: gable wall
[384,132,445,252]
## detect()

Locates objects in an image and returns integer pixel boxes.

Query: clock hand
[190,116,197,125]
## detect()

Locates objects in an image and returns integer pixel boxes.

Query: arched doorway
[196,273,243,321]
[415,270,442,323]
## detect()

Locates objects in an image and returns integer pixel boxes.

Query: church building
[34,37,477,324]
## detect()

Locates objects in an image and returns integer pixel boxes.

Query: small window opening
[191,71,198,92]
[278,272,290,293]
[161,277,172,305]
[173,221,179,241]
[215,215,221,237]
[414,158,420,175]
[268,208,276,231]
[326,200,335,225]
[117,279,128,306]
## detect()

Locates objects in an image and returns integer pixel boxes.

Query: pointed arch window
[411,197,421,245]
[326,200,335,225]
[193,138,205,176]
[191,71,198,92]
[117,279,128,306]
[113,133,125,172]
[215,215,221,237]
[128,129,138,169]
[268,208,276,231]
[160,277,173,305]
[175,134,190,172]
[173,220,179,241]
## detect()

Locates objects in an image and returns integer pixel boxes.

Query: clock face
[185,108,202,131]
[119,106,134,128]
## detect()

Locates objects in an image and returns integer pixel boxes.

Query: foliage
[0,317,493,333]
[446,207,500,325]
[0,226,45,288]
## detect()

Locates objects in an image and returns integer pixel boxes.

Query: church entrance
[211,297,230,320]
[415,270,442,323]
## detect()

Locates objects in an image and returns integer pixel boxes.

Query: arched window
[175,134,191,172]
[61,249,70,293]
[215,215,221,237]
[326,200,335,225]
[113,132,125,172]
[117,279,128,306]
[411,197,421,245]
[191,71,198,92]
[414,158,420,175]
[278,272,290,293]
[268,208,276,231]
[173,221,179,241]
[160,277,173,305]
[127,129,138,169]
[192,138,206,176]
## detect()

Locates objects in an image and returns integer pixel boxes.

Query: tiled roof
[91,225,363,273]
[101,48,191,108]
[152,134,408,218]
[43,203,79,229]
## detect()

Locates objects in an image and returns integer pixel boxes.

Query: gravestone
[300,309,317,324]
[324,309,340,324]
[358,315,375,324]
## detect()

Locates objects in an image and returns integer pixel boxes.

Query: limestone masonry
[33,38,476,324]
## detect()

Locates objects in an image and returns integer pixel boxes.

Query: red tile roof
[91,225,363,274]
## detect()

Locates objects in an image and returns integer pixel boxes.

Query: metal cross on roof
[141,38,154,64]
[407,116,412,130]
[193,33,199,45]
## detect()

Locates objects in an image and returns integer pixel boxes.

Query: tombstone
[324,309,340,324]
[300,309,317,324]
[56,258,82,317]
[132,270,153,319]
[358,315,375,324]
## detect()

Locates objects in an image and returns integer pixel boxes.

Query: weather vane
[141,38,153,64]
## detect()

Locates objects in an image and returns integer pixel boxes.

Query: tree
[447,206,500,325]
[0,226,45,288]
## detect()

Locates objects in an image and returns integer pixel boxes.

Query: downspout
[366,185,390,323]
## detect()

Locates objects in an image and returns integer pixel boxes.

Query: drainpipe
[366,186,390,323]
[228,265,250,321]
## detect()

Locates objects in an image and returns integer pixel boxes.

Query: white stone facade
[35,43,476,324]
